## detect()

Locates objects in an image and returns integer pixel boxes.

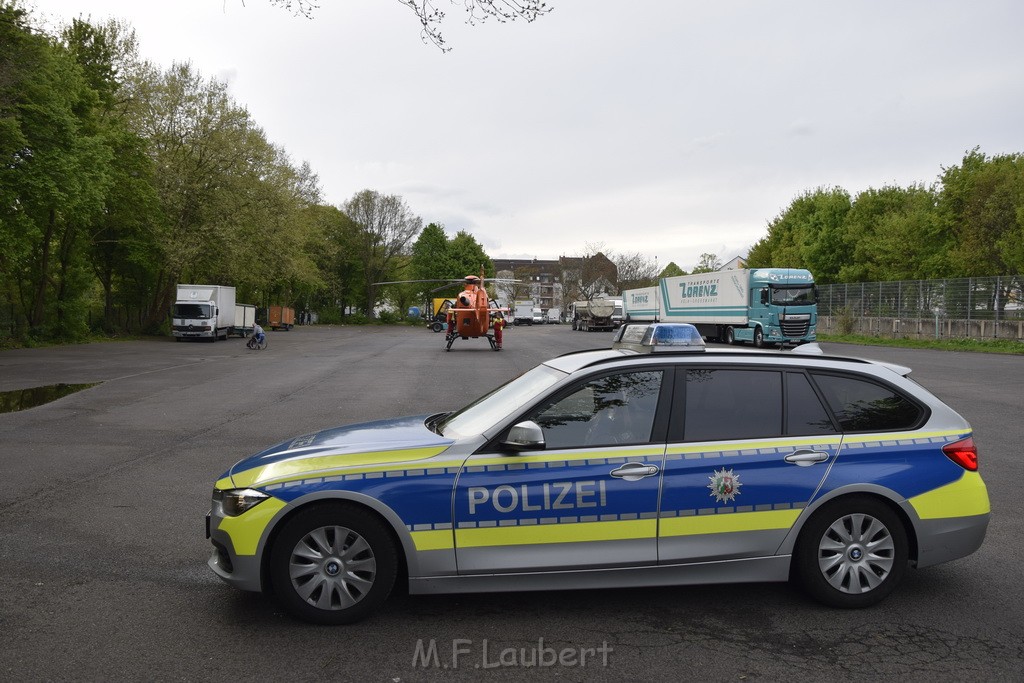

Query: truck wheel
[431,322,443,333]
[753,327,765,348]
[725,327,736,345]
[269,504,397,625]
[794,496,908,608]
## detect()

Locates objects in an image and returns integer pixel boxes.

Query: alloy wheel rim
[289,525,377,610]
[817,513,895,594]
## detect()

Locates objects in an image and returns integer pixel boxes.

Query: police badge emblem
[707,467,741,503]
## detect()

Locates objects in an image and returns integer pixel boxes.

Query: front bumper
[206,510,267,593]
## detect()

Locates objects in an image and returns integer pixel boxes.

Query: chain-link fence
[817,276,1024,341]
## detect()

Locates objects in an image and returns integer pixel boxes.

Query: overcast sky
[31,0,1024,271]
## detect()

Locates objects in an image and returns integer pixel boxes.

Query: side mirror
[501,420,545,451]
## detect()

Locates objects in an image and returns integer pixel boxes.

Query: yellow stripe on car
[410,529,455,551]
[659,509,801,537]
[909,471,990,519]
[455,519,656,548]
[231,446,453,488]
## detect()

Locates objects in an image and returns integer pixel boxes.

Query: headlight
[213,488,270,516]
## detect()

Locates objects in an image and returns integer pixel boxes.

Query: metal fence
[817,276,1024,341]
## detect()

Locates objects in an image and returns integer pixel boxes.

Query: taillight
[943,437,978,471]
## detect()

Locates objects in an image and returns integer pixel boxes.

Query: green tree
[691,253,722,274]
[60,17,164,334]
[303,204,361,322]
[841,184,945,282]
[410,223,453,283]
[124,60,322,330]
[448,230,493,279]
[659,262,687,278]
[939,148,1024,277]
[746,187,851,283]
[0,2,114,340]
[342,189,422,317]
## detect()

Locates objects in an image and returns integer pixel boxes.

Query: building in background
[493,254,619,322]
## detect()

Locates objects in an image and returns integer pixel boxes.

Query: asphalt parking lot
[1,324,1021,681]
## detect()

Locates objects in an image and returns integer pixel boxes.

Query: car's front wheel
[795,496,908,608]
[269,504,398,624]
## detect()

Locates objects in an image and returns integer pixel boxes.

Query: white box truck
[513,300,535,326]
[622,268,817,347]
[171,284,236,342]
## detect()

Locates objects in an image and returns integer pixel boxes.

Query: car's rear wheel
[270,504,397,624]
[795,497,908,608]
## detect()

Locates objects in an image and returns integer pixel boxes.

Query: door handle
[610,462,660,481]
[784,449,830,466]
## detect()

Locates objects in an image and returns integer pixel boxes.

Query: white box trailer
[171,284,236,342]
[232,303,256,337]
[623,287,661,320]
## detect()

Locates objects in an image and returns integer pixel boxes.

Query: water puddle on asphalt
[0,383,100,414]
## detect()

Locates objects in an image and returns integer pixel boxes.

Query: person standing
[492,314,505,350]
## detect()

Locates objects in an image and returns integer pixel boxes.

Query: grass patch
[0,332,149,350]
[818,333,1024,354]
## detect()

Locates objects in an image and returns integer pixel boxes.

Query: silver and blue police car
[207,337,989,624]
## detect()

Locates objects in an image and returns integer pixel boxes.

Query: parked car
[207,345,989,623]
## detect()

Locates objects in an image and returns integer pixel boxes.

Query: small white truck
[513,300,535,326]
[171,284,236,342]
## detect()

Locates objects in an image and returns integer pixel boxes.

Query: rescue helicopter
[373,268,515,351]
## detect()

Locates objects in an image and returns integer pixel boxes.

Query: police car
[207,342,989,624]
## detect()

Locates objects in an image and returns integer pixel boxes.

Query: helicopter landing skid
[444,333,500,351]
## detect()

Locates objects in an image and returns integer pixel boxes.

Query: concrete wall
[819,315,1024,341]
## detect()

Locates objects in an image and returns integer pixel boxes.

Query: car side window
[786,372,838,435]
[810,372,923,432]
[683,369,782,441]
[530,371,663,448]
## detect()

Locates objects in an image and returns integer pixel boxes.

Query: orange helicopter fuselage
[452,278,490,337]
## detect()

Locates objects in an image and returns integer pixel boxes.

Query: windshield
[173,303,211,319]
[438,364,566,438]
[770,286,815,306]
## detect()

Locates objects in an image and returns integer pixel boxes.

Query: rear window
[810,373,924,432]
